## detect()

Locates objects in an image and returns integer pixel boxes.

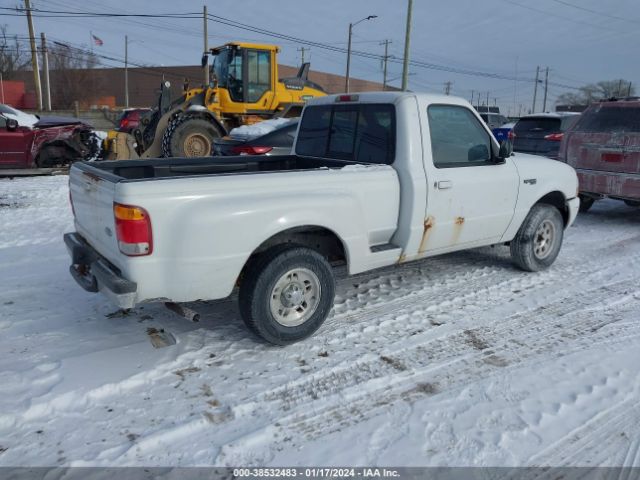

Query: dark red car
[560,98,640,211]
[0,105,95,169]
[117,108,152,133]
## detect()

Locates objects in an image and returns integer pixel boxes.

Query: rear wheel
[624,199,640,207]
[161,115,220,158]
[510,204,564,272]
[239,245,335,345]
[579,195,595,213]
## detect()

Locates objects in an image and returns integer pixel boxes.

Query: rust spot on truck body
[397,253,407,264]
[452,216,465,244]
[418,216,435,253]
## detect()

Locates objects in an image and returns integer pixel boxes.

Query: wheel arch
[239,225,349,283]
[535,191,569,226]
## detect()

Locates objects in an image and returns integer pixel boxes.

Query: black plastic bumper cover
[64,232,137,296]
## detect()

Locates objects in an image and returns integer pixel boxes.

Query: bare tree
[557,79,635,106]
[0,25,31,79]
[48,43,102,108]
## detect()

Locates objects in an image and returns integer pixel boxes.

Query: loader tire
[161,115,220,158]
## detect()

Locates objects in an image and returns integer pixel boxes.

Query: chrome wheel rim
[184,133,211,157]
[269,268,321,327]
[534,219,556,259]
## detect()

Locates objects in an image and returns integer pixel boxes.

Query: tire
[161,115,220,158]
[239,245,335,345]
[624,199,640,207]
[510,204,564,272]
[579,195,595,213]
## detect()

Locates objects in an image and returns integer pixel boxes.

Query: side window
[246,50,271,103]
[296,104,395,164]
[428,105,493,168]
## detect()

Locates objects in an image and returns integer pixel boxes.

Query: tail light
[113,203,153,256]
[231,145,273,155]
[119,118,130,130]
[544,133,564,141]
[508,131,516,140]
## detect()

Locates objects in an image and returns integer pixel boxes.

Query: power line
[546,0,640,24]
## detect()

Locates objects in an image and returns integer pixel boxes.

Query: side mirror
[201,53,208,68]
[6,118,18,131]
[498,139,514,159]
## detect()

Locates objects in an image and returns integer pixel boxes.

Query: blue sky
[2,0,639,115]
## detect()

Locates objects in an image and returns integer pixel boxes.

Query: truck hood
[35,115,91,128]
[511,152,579,199]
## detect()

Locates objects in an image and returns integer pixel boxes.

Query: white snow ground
[0,175,639,467]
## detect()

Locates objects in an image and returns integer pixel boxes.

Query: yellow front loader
[105,42,326,160]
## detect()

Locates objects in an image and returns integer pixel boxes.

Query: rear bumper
[576,169,640,201]
[64,232,137,309]
[566,197,580,228]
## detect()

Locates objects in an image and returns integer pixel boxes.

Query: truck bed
[80,155,355,182]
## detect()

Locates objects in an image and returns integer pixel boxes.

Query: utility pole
[532,65,540,114]
[345,23,353,93]
[444,81,452,95]
[297,47,308,66]
[203,5,209,86]
[628,81,633,97]
[124,35,129,108]
[24,0,43,110]
[542,67,549,112]
[486,91,490,108]
[380,40,391,91]
[401,0,413,91]
[40,32,51,111]
[471,90,475,105]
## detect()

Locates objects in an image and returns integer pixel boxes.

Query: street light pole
[345,15,377,93]
[345,22,353,93]
[401,0,413,92]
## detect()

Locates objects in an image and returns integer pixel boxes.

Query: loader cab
[210,43,276,107]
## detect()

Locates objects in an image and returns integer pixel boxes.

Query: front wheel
[161,115,220,158]
[239,245,336,345]
[510,204,564,272]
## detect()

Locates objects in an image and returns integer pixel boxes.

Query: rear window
[514,118,561,133]
[296,104,396,164]
[573,105,640,133]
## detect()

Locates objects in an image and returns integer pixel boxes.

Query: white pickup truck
[65,92,579,344]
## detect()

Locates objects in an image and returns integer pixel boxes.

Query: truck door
[420,103,518,253]
[0,117,32,168]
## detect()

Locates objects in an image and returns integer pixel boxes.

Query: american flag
[91,34,103,46]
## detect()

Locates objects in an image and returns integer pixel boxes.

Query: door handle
[437,180,453,190]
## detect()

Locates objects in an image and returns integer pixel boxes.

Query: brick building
[11,63,387,110]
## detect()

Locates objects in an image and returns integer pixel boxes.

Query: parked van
[559,98,640,211]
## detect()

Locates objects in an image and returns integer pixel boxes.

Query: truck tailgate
[69,167,121,266]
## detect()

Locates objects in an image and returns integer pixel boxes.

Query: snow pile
[87,130,109,161]
[1,105,39,128]
[229,118,294,139]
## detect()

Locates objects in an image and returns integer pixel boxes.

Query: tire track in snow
[214,281,640,465]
